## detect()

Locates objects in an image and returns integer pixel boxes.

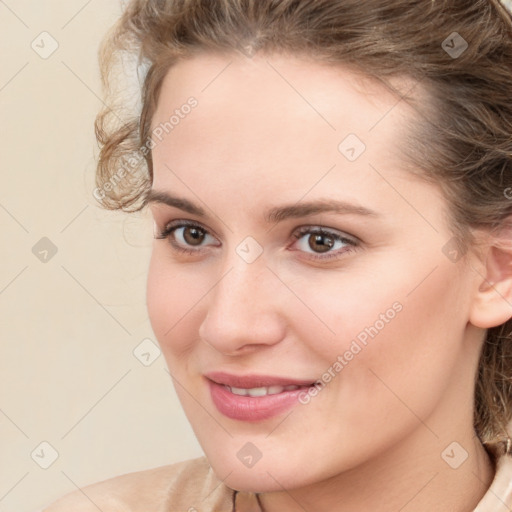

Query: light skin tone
[146,53,512,511]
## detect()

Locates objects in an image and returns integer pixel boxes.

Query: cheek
[287,253,469,398]
[313,261,468,434]
[290,249,466,354]
[146,249,204,360]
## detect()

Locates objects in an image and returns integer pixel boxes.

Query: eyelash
[154,220,359,261]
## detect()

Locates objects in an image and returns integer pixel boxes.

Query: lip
[205,372,316,421]
[205,371,316,388]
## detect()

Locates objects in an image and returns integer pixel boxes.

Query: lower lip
[208,379,311,421]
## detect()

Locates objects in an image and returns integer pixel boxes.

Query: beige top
[41,443,512,512]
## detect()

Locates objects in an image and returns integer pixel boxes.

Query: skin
[145,53,506,511]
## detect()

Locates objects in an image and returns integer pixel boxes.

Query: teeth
[248,387,270,397]
[268,385,287,394]
[229,386,250,396]
[227,385,300,396]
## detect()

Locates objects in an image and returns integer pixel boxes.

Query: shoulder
[41,456,235,512]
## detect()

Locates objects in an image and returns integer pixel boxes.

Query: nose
[198,257,287,355]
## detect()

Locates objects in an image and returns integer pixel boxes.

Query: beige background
[0,2,203,511]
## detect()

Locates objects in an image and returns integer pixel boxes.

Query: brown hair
[95,0,512,447]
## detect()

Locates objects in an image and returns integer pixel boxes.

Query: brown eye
[292,226,357,260]
[155,222,218,253]
[308,233,335,253]
[182,226,206,246]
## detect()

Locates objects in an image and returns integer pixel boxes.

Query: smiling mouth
[225,384,311,397]
[204,370,317,389]
[206,373,319,421]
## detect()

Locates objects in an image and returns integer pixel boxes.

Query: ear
[469,228,512,329]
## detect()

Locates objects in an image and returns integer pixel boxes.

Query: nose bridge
[199,249,286,352]
[213,253,270,320]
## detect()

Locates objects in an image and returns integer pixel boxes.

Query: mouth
[224,383,309,397]
[205,371,316,389]
[205,371,317,421]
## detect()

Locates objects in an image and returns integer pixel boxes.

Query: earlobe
[469,240,512,329]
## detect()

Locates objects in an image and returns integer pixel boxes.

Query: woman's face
[146,53,483,492]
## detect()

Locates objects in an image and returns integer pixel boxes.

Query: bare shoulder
[41,456,230,512]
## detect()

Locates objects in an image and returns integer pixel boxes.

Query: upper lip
[205,371,316,388]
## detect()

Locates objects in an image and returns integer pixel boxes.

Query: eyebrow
[146,190,380,223]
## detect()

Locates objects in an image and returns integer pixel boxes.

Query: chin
[221,466,295,494]
[204,448,311,493]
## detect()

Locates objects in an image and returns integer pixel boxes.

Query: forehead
[150,53,423,211]
[151,53,413,151]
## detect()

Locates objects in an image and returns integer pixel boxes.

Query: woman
[42,0,512,510]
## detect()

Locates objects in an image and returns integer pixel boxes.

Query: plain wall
[0,2,203,511]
